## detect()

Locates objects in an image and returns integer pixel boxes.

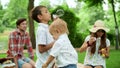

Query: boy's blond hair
[49,18,69,35]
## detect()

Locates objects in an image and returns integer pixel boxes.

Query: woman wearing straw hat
[79,20,110,68]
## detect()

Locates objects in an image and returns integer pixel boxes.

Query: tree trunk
[27,0,36,49]
[111,0,119,50]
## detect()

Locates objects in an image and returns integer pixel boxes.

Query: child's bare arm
[38,41,55,53]
[42,55,55,68]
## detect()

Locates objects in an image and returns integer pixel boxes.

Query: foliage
[0,23,5,33]
[116,11,120,43]
[40,0,51,8]
[0,2,5,32]
[104,8,120,46]
[77,0,120,46]
[2,0,28,28]
[76,4,106,45]
[78,5,104,25]
[78,0,104,7]
[0,0,120,47]
[51,6,81,47]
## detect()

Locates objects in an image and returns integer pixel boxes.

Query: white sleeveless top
[84,35,110,68]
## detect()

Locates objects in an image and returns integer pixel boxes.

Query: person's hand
[87,37,96,46]
[42,63,48,68]
[100,48,107,58]
[30,56,34,60]
[101,48,107,54]
[89,37,96,44]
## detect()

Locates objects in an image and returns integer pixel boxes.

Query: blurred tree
[110,0,119,49]
[75,2,106,47]
[27,0,36,49]
[78,0,120,49]
[0,1,5,33]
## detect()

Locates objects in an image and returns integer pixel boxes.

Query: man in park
[7,18,35,68]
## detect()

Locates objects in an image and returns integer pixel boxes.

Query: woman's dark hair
[99,30,107,51]
[90,30,107,55]
[31,5,46,22]
[90,32,96,55]
[16,18,26,28]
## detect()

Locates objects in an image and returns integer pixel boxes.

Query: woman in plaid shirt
[7,18,35,68]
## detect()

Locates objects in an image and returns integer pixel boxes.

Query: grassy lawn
[0,30,120,68]
[78,49,120,68]
[0,30,9,50]
[0,49,120,68]
[106,49,120,68]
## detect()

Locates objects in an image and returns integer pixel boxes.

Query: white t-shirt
[50,33,78,67]
[35,23,54,68]
[84,35,110,68]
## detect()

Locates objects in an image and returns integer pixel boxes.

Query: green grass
[106,49,120,68]
[0,30,120,68]
[1,50,120,68]
[77,49,120,68]
[0,31,9,50]
[0,53,7,58]
[78,51,85,63]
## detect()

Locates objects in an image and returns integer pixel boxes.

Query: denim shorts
[85,64,104,68]
[59,64,77,68]
[18,58,31,68]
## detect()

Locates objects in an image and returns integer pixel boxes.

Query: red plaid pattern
[7,29,34,59]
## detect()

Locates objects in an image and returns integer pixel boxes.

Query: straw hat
[89,20,110,33]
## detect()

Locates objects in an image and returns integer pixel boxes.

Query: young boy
[42,18,78,68]
[31,5,55,68]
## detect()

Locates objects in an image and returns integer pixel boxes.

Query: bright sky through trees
[0,0,77,9]
[0,0,119,11]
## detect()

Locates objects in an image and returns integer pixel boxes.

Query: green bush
[0,26,5,33]
[107,33,115,46]
[0,20,5,33]
[51,6,81,48]
[72,33,84,48]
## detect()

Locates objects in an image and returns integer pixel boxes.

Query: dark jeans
[59,64,77,68]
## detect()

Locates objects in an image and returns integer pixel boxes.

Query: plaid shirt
[7,29,34,59]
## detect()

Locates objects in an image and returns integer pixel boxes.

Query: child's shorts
[85,64,104,68]
[59,64,77,68]
[18,57,31,68]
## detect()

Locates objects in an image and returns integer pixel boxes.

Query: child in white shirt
[31,5,55,68]
[42,18,78,68]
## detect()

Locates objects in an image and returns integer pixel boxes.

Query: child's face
[40,7,51,23]
[52,33,59,40]
[51,30,61,40]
